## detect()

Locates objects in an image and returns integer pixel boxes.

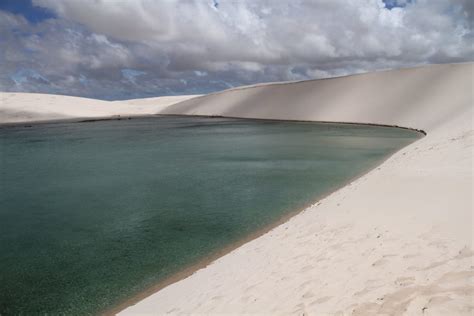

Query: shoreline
[0,114,163,128]
[0,113,427,136]
[106,128,423,315]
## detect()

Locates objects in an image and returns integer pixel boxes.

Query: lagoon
[0,116,421,314]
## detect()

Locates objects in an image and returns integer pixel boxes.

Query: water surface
[0,116,421,314]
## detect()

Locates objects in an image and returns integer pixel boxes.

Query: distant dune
[0,93,199,124]
[119,63,473,315]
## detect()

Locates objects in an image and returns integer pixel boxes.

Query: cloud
[0,0,472,99]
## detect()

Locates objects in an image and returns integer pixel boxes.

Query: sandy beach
[1,63,472,315]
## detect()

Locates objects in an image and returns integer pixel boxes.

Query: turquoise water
[0,116,421,314]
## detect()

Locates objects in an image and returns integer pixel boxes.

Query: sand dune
[119,63,473,315]
[0,93,199,124]
[161,63,470,133]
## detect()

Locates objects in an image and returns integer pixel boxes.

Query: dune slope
[120,63,473,315]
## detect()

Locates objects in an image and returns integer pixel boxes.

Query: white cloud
[41,0,472,67]
[0,0,472,99]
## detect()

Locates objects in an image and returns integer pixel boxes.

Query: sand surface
[0,93,199,124]
[118,63,473,315]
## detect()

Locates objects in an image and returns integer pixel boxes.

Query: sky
[0,0,472,100]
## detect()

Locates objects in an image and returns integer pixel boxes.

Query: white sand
[119,63,473,315]
[0,93,199,124]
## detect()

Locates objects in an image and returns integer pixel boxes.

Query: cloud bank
[1,0,472,99]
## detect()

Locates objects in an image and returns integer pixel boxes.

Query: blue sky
[0,0,472,100]
[0,0,55,23]
[383,0,411,10]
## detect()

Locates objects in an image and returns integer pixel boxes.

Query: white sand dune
[0,93,199,124]
[117,63,473,315]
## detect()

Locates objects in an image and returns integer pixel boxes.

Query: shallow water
[0,116,421,314]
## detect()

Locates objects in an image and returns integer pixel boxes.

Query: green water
[0,116,421,315]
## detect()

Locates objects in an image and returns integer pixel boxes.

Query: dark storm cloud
[0,0,472,99]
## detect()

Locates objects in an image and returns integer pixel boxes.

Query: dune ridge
[118,63,473,315]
